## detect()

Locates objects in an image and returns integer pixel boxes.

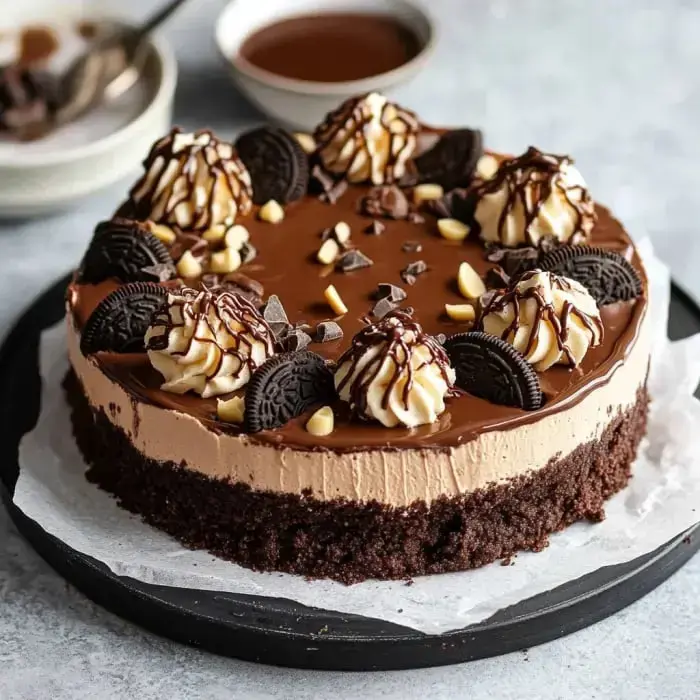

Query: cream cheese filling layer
[66,307,650,508]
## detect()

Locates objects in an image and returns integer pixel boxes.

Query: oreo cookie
[235,127,309,205]
[80,282,168,356]
[243,351,337,433]
[539,246,642,305]
[79,219,173,285]
[443,332,542,410]
[414,129,484,191]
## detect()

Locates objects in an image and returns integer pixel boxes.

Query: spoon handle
[137,0,189,37]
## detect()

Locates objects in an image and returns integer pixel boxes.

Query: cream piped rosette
[145,287,274,398]
[472,147,596,248]
[480,270,603,371]
[334,311,456,428]
[313,92,419,186]
[128,129,253,234]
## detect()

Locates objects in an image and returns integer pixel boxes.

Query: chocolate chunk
[278,328,313,352]
[80,282,168,356]
[205,272,265,306]
[79,219,173,285]
[137,263,177,283]
[443,331,543,410]
[539,245,643,305]
[372,298,398,319]
[261,294,288,325]
[364,220,386,236]
[243,351,337,432]
[375,283,407,303]
[336,249,373,272]
[309,163,335,195]
[485,246,540,279]
[235,126,309,205]
[170,233,207,262]
[358,185,410,219]
[401,260,428,285]
[314,321,343,343]
[320,179,348,205]
[239,241,258,264]
[485,266,511,289]
[435,333,447,345]
[414,129,484,191]
[407,212,425,224]
[428,188,472,221]
[402,241,422,253]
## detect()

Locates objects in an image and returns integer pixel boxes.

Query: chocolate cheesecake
[65,94,650,583]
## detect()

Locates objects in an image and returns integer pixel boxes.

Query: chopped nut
[306,405,334,436]
[147,222,177,245]
[317,238,341,265]
[445,303,476,322]
[259,199,285,223]
[457,261,486,299]
[209,248,242,274]
[176,250,203,278]
[224,225,250,250]
[294,132,316,154]
[476,153,500,180]
[217,396,245,423]
[438,218,470,241]
[324,284,348,315]
[202,224,227,243]
[413,183,444,206]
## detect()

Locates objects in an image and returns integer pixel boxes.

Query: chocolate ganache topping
[468,147,597,248]
[145,287,275,398]
[313,92,419,185]
[334,310,456,428]
[479,269,603,371]
[126,129,253,235]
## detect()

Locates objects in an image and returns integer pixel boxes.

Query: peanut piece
[217,396,245,423]
[202,224,227,243]
[437,218,470,242]
[305,405,334,436]
[317,238,340,265]
[476,154,499,180]
[147,222,177,245]
[176,250,203,278]
[294,132,316,154]
[259,199,285,223]
[413,183,444,206]
[224,224,250,250]
[445,304,476,322]
[209,248,242,274]
[458,262,486,299]
[333,221,351,244]
[324,284,348,315]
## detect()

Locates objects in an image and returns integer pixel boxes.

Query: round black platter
[1,275,699,671]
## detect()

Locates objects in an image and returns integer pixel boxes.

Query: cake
[64,93,649,584]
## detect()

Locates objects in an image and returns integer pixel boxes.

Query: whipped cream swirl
[145,287,274,398]
[314,92,419,186]
[479,270,603,371]
[470,147,596,248]
[128,129,253,233]
[334,311,456,428]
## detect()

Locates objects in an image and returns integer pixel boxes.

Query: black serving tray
[1,275,698,671]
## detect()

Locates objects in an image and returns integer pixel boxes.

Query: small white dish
[215,0,436,131]
[0,7,177,218]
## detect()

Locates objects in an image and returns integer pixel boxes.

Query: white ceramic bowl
[215,0,435,131]
[0,8,177,218]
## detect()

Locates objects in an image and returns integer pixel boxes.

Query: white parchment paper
[13,239,700,634]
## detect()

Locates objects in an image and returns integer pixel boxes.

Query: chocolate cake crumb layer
[65,370,649,585]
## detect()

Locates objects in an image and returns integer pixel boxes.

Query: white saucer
[0,8,177,218]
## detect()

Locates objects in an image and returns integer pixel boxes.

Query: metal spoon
[55,0,187,126]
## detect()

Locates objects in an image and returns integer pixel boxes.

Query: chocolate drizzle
[478,270,603,367]
[336,310,455,417]
[146,287,275,384]
[469,147,596,246]
[313,94,419,185]
[126,129,253,230]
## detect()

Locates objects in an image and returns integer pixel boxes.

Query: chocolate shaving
[401,260,428,285]
[137,263,176,283]
[358,185,410,220]
[314,321,343,343]
[336,249,373,272]
[375,283,407,303]
[364,220,386,236]
[401,241,422,253]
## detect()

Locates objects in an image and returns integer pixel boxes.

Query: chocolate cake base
[64,370,649,584]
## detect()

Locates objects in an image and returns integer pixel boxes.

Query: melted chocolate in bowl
[238,13,423,83]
